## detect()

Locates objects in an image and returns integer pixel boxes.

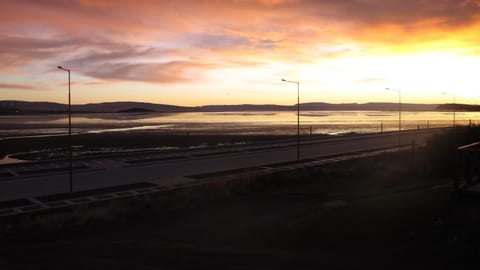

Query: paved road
[0,128,447,201]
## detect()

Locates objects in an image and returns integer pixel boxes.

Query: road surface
[0,128,447,201]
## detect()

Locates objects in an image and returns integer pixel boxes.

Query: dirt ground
[2,150,480,270]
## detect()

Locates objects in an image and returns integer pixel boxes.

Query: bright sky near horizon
[1,0,480,106]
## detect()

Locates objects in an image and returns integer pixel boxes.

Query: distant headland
[0,100,475,115]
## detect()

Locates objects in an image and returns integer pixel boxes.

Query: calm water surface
[1,110,479,137]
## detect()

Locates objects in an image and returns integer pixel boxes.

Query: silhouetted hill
[437,103,480,111]
[2,100,473,115]
[0,101,67,113]
[0,101,188,114]
[300,102,438,111]
[197,104,291,111]
[0,107,21,114]
[77,102,187,113]
[117,107,157,113]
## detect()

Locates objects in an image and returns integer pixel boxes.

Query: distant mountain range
[0,100,475,115]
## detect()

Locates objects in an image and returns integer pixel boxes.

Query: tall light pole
[282,79,300,160]
[442,92,456,128]
[386,88,401,147]
[57,66,73,193]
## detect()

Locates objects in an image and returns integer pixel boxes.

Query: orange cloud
[1,0,480,85]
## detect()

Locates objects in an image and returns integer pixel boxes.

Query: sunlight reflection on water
[1,110,479,136]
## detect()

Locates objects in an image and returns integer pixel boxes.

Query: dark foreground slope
[2,128,480,269]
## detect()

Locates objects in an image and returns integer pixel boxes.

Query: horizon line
[0,99,456,107]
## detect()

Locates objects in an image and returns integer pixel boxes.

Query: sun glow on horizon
[1,1,480,106]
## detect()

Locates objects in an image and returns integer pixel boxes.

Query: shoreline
[0,126,453,163]
[0,131,324,162]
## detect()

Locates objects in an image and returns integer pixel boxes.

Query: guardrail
[456,142,480,195]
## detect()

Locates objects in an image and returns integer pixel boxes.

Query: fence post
[411,140,416,169]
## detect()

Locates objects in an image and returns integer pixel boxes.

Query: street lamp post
[282,79,300,160]
[442,92,456,128]
[57,66,73,193]
[386,88,401,147]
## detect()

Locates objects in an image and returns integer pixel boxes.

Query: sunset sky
[1,0,480,106]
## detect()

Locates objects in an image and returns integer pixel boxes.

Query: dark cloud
[0,38,54,68]
[255,39,278,49]
[0,32,204,83]
[296,0,480,28]
[58,44,207,83]
[184,33,251,49]
[79,61,205,83]
[3,1,480,39]
[0,35,79,50]
[181,33,280,52]
[0,35,91,69]
[0,83,37,90]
